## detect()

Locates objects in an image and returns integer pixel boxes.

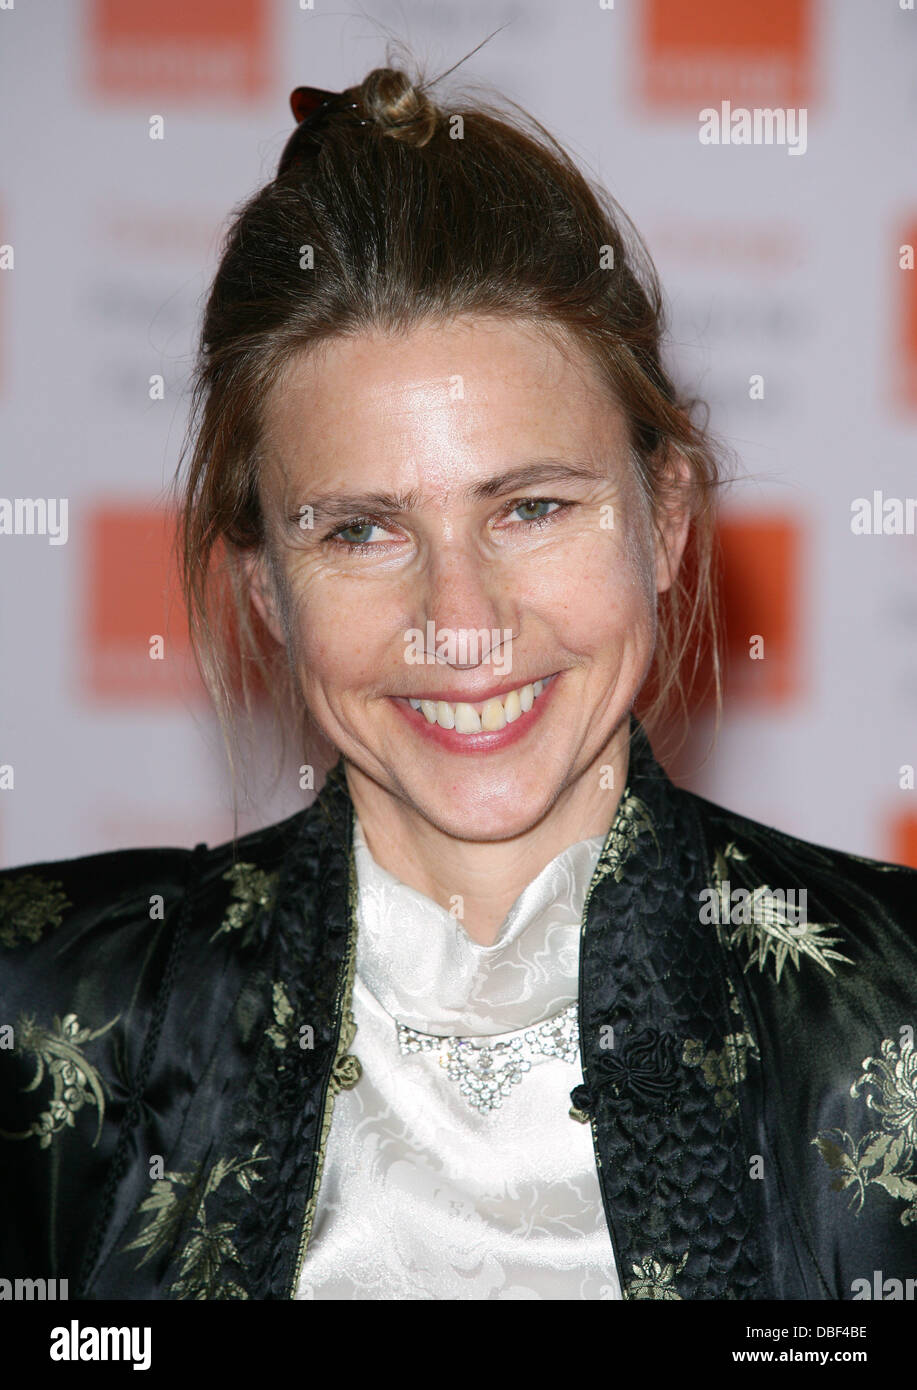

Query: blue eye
[324,518,394,551]
[334,521,380,546]
[511,499,562,524]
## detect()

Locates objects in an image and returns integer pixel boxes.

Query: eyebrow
[299,460,609,526]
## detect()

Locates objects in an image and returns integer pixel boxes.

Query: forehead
[259,316,630,492]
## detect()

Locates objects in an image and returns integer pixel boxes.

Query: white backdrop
[1,0,915,870]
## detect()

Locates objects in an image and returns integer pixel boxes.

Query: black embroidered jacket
[1,722,915,1299]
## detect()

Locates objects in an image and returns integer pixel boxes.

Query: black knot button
[592,1027,681,1109]
[568,1083,593,1122]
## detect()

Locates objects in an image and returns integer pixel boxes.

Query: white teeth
[453,702,482,733]
[404,675,552,734]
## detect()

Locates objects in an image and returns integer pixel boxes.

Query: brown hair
[174,57,729,796]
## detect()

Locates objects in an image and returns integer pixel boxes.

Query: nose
[417,544,518,668]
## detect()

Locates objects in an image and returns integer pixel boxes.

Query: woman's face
[250,315,686,841]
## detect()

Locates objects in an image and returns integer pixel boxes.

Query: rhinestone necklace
[396,1002,580,1115]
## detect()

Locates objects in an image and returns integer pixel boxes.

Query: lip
[394,672,555,705]
[390,671,561,754]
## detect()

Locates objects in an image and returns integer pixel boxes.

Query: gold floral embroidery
[683,979,760,1116]
[209,864,280,945]
[290,847,362,1294]
[624,1251,688,1300]
[812,1034,917,1226]
[683,1033,758,1116]
[123,1143,269,1299]
[329,1009,362,1093]
[0,873,71,948]
[266,980,296,1050]
[0,1011,120,1148]
[711,843,853,982]
[593,790,659,886]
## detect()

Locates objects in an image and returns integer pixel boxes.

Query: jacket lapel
[575,721,767,1299]
[228,756,357,1299]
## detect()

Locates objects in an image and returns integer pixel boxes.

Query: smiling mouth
[399,673,557,734]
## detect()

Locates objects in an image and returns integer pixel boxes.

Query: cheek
[534,526,656,652]
[283,566,405,689]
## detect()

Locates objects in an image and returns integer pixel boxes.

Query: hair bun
[355,67,439,147]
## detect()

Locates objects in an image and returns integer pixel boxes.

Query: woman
[1,65,915,1302]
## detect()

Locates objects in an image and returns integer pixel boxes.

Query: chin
[403,772,562,843]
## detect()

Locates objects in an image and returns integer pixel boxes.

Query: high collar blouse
[296,812,623,1300]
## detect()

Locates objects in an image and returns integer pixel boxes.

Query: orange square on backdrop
[889,810,917,870]
[641,0,813,110]
[88,0,270,100]
[86,504,198,700]
[718,514,802,704]
[897,219,917,411]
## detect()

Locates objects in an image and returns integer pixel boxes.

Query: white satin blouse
[295,813,622,1300]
